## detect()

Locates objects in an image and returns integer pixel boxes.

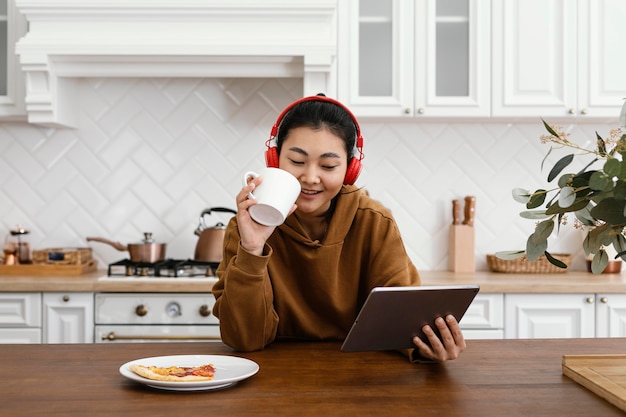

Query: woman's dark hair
[275,97,357,164]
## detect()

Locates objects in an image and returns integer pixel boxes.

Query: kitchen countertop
[0,269,625,293]
[1,338,624,416]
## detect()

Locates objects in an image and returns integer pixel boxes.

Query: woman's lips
[300,189,321,199]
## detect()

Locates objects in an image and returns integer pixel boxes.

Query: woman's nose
[299,165,320,184]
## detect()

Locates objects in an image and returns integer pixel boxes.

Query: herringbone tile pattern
[0,78,615,271]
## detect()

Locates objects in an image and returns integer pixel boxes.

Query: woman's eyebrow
[287,147,342,159]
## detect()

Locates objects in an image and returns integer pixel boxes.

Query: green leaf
[535,219,555,240]
[613,234,626,261]
[590,198,626,224]
[526,233,548,261]
[548,154,574,182]
[544,251,567,269]
[557,186,576,208]
[542,119,561,138]
[614,181,626,200]
[604,158,621,177]
[591,250,609,274]
[494,250,526,260]
[596,132,607,156]
[526,190,547,209]
[545,198,591,215]
[512,188,531,204]
[557,173,574,188]
[589,171,612,191]
[519,210,551,220]
[574,204,596,226]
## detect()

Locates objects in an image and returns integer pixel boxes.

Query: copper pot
[87,232,167,263]
[194,207,236,263]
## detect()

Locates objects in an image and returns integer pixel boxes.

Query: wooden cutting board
[562,354,626,412]
[0,259,98,276]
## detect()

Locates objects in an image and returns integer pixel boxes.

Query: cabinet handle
[102,332,221,341]
[585,297,594,304]
[135,304,148,316]
[417,108,425,115]
[62,295,70,302]
[199,304,211,317]
[600,297,608,304]
[580,108,588,115]
[568,108,575,114]
[404,108,411,114]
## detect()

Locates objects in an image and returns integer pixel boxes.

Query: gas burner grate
[107,258,219,277]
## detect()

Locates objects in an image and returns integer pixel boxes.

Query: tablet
[340,285,480,352]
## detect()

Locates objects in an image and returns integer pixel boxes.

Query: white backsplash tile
[0,77,617,272]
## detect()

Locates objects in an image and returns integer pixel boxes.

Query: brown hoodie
[212,185,421,352]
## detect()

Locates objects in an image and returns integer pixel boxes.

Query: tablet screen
[341,285,480,352]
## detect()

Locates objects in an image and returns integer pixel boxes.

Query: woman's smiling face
[278,126,348,217]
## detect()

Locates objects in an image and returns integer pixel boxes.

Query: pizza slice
[130,363,216,382]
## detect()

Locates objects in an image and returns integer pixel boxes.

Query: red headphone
[265,95,364,185]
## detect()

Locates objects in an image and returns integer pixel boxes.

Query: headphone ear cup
[344,157,362,185]
[265,146,279,168]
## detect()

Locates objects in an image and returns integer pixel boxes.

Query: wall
[0,77,616,271]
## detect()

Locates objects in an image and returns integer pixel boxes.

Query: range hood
[15,0,337,128]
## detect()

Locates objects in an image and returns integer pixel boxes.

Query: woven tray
[486,253,572,274]
[32,247,92,265]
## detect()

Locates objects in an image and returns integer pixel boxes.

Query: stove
[107,258,219,277]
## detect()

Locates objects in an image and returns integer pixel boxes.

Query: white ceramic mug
[243,167,301,226]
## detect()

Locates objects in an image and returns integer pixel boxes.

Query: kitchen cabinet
[0,0,26,119]
[337,0,490,118]
[0,292,41,343]
[595,294,626,337]
[43,292,94,343]
[492,0,626,118]
[460,293,504,339]
[504,293,626,339]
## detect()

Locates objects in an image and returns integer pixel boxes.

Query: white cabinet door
[492,0,626,118]
[460,293,504,339]
[595,294,626,337]
[577,0,626,118]
[414,0,491,117]
[504,294,595,339]
[492,0,577,118]
[337,0,414,117]
[338,0,489,118]
[43,293,94,343]
[0,292,41,327]
[0,0,27,118]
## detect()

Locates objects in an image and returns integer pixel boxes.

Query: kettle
[193,207,237,263]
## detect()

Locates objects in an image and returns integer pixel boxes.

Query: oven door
[95,324,221,343]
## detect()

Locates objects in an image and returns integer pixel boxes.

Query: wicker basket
[486,253,572,274]
[32,247,92,265]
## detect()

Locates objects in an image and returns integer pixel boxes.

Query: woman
[212,95,466,362]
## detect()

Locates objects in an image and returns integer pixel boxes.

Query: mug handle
[243,171,260,200]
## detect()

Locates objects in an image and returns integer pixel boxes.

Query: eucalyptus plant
[498,101,626,274]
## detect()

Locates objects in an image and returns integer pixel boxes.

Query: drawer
[95,325,221,343]
[460,293,504,330]
[0,293,41,327]
[95,293,218,325]
[0,328,42,344]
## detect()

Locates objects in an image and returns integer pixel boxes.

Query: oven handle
[102,332,221,341]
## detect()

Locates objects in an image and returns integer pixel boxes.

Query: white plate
[119,354,259,391]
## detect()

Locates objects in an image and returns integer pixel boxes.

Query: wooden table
[2,339,625,416]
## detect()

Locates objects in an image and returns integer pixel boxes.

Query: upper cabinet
[492,0,626,119]
[0,0,26,119]
[339,0,625,120]
[338,0,490,118]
